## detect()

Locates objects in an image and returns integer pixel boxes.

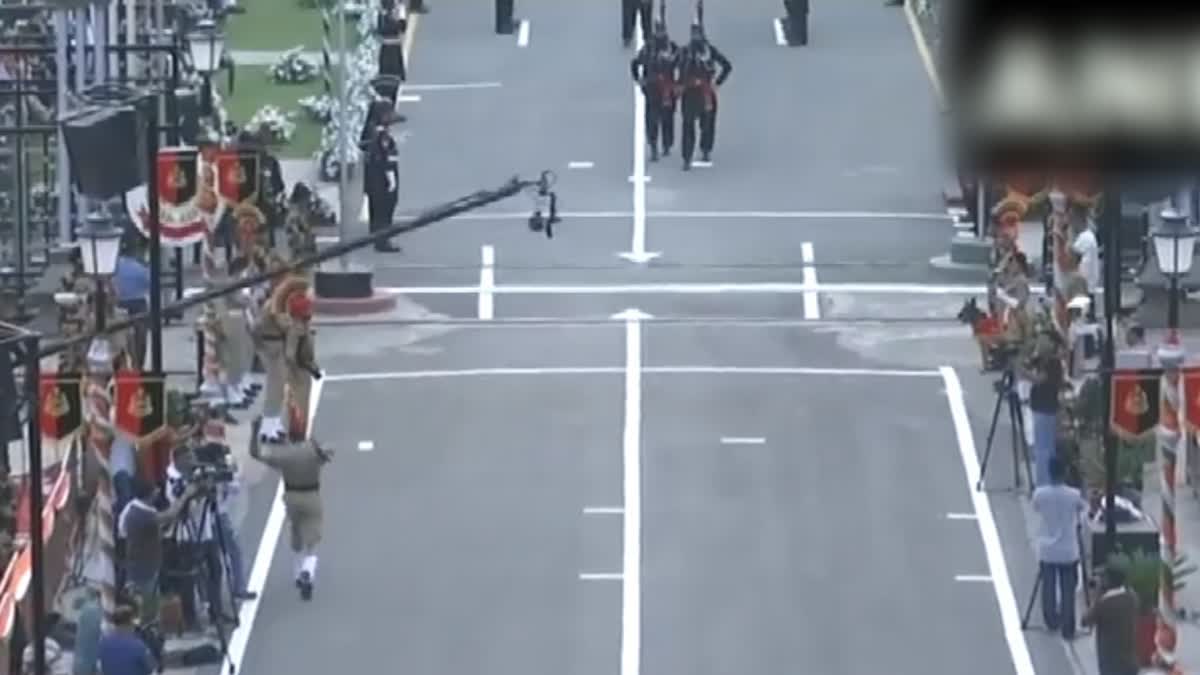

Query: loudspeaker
[61,104,150,200]
[0,346,22,445]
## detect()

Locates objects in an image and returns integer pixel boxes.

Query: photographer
[165,447,226,632]
[1032,457,1088,639]
[118,477,197,626]
[97,606,157,675]
[1028,333,1065,487]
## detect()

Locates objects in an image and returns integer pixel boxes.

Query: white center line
[946,512,978,520]
[580,572,623,581]
[941,367,1036,675]
[357,440,375,452]
[584,506,625,515]
[720,437,766,445]
[568,161,595,169]
[615,307,648,675]
[478,245,495,320]
[955,575,994,583]
[800,241,820,319]
[773,18,787,46]
[401,82,503,92]
[517,20,530,47]
[619,16,659,265]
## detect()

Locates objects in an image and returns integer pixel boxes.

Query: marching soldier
[249,416,335,600]
[631,15,680,162]
[622,0,652,47]
[282,283,322,438]
[252,256,294,442]
[376,0,408,107]
[363,124,402,253]
[676,21,731,171]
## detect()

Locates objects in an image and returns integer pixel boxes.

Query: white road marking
[357,440,375,452]
[800,242,820,320]
[691,160,713,168]
[620,18,659,265]
[955,575,994,583]
[325,365,939,383]
[580,573,624,581]
[903,0,945,109]
[627,175,652,183]
[720,437,766,445]
[396,94,422,103]
[478,245,495,320]
[614,307,648,675]
[316,235,339,244]
[941,366,1036,675]
[584,506,625,515]
[446,209,954,221]
[401,81,503,92]
[360,199,369,223]
[773,17,787,46]
[227,376,326,671]
[568,161,595,169]
[517,20,530,47]
[946,512,978,520]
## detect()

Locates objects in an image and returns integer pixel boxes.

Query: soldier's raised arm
[249,417,282,469]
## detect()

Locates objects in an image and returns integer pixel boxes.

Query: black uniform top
[377,11,407,41]
[364,131,399,195]
[677,41,732,89]
[630,39,681,85]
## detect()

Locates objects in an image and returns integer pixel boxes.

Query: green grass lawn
[227,0,362,52]
[219,77,327,158]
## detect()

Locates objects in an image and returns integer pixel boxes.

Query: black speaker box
[61,104,149,200]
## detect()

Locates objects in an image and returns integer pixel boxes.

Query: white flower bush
[246,105,297,145]
[314,0,382,180]
[298,93,336,123]
[268,47,321,85]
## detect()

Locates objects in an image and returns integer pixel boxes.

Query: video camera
[188,441,236,485]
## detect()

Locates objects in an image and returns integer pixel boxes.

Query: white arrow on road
[612,306,650,675]
[618,23,661,265]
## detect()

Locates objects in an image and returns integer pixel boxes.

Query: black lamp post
[77,215,123,332]
[1152,208,1198,336]
[186,18,224,119]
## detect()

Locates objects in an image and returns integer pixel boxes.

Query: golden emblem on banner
[129,387,153,418]
[227,163,247,185]
[43,387,69,418]
[1125,384,1150,416]
[169,166,188,190]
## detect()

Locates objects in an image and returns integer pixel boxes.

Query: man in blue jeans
[1029,342,1065,487]
[1032,457,1089,638]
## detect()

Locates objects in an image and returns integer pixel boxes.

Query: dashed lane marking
[357,440,375,452]
[584,506,624,515]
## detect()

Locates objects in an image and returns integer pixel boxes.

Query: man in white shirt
[165,447,226,631]
[1072,222,1101,318]
[1032,457,1089,639]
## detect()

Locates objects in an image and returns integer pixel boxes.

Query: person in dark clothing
[631,19,680,161]
[621,0,652,46]
[676,23,731,170]
[1083,565,1140,675]
[376,0,408,107]
[1028,340,1064,487]
[363,125,402,253]
[98,605,156,675]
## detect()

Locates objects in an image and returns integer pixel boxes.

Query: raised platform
[313,266,397,316]
[313,292,398,316]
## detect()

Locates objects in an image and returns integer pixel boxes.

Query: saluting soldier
[621,0,652,47]
[249,416,335,600]
[676,21,731,171]
[631,16,680,162]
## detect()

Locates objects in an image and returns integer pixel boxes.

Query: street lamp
[77,215,122,331]
[1152,207,1198,335]
[186,18,224,116]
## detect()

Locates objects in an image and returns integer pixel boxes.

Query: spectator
[1028,338,1065,487]
[112,242,151,369]
[73,586,103,675]
[21,611,69,675]
[1083,564,1140,675]
[1032,457,1088,639]
[119,476,193,626]
[165,447,224,631]
[1072,220,1101,319]
[98,606,156,675]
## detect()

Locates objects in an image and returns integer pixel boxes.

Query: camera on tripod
[187,441,236,487]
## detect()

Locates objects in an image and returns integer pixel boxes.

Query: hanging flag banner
[1111,368,1163,440]
[215,148,261,205]
[112,370,167,443]
[125,147,213,247]
[1183,367,1200,432]
[38,373,83,445]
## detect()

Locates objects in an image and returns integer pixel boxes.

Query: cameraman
[1033,457,1088,639]
[1028,333,1065,487]
[165,446,225,632]
[118,477,196,626]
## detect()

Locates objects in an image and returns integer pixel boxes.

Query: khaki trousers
[282,490,323,552]
[286,365,312,432]
[220,310,253,385]
[257,339,287,418]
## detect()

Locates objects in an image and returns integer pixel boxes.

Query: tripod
[175,485,242,674]
[977,368,1035,493]
[1021,529,1093,631]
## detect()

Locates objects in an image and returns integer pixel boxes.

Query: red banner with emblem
[124,147,212,247]
[112,370,168,444]
[1111,368,1162,440]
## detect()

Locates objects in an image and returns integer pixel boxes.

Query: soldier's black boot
[298,572,313,600]
[682,156,691,171]
[702,151,711,163]
[663,146,671,157]
[650,146,659,162]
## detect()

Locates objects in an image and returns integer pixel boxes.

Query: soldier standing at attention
[363,123,402,253]
[631,18,680,162]
[676,21,731,171]
[621,0,652,47]
[376,0,408,108]
[249,416,335,600]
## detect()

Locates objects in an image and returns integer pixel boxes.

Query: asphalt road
[225,1,1080,674]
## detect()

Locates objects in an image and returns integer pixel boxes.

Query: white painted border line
[315,235,340,244]
[941,366,1036,675]
[357,440,375,452]
[401,81,503,92]
[773,17,787,46]
[517,19,530,47]
[324,365,940,383]
[955,575,994,583]
[946,512,978,520]
[903,0,945,109]
[478,245,495,320]
[584,506,624,515]
[446,210,955,221]
[568,161,595,169]
[580,573,623,581]
[720,437,766,445]
[691,161,713,168]
[800,242,820,320]
[618,308,644,675]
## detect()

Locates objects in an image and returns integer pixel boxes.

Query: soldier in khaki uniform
[283,287,321,438]
[252,256,294,441]
[249,416,334,600]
